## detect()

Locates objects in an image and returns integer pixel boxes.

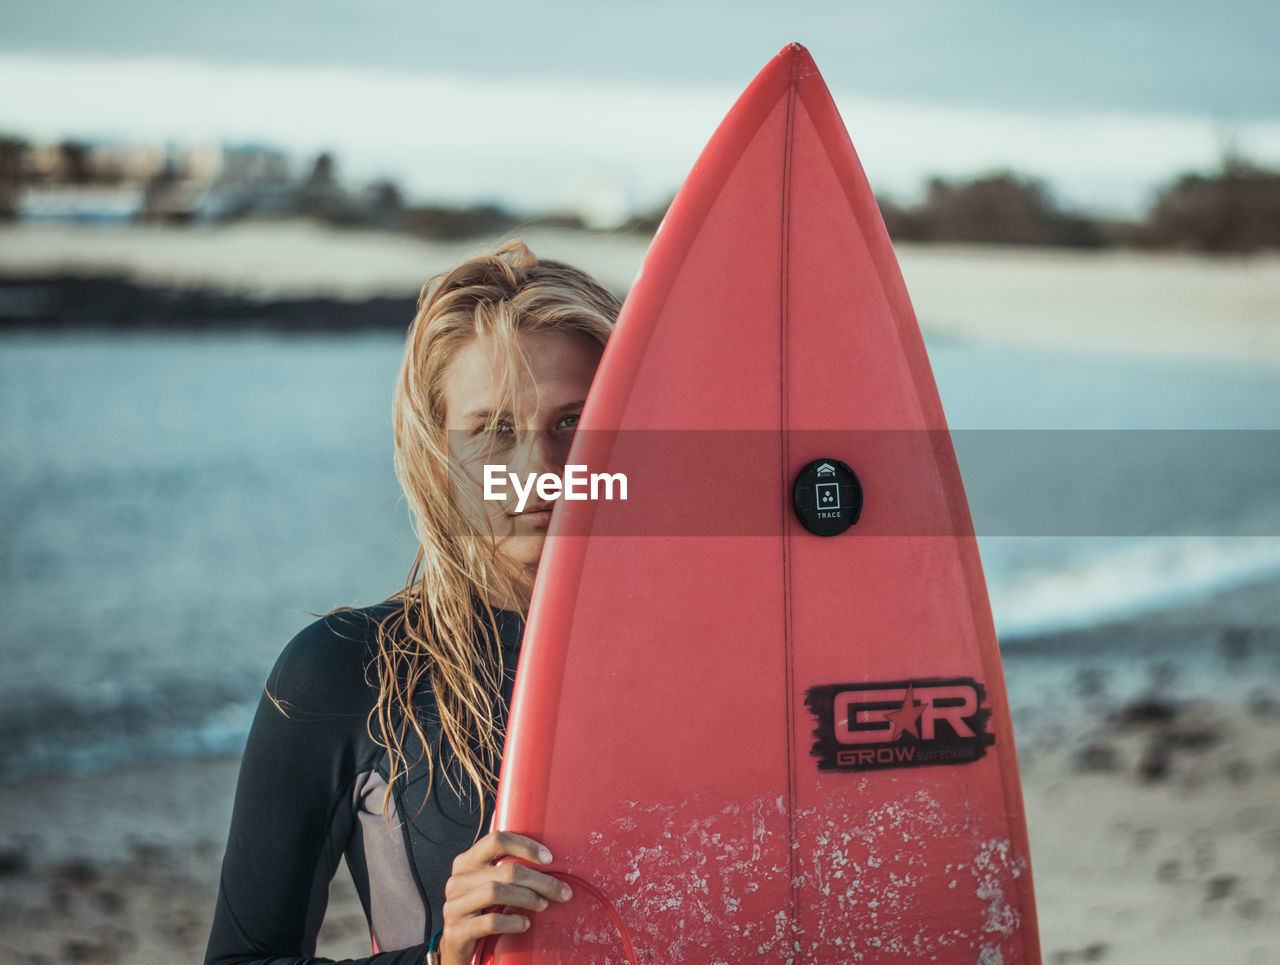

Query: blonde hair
[364,239,618,824]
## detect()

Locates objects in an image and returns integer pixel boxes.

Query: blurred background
[1,2,1278,963]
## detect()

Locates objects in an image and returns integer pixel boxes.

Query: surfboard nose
[777,41,820,78]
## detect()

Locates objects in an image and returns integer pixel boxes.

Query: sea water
[1,331,1278,778]
[930,338,1280,636]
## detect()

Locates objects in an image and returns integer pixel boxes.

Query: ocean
[2,330,1278,779]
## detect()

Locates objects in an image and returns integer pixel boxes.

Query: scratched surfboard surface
[484,43,1042,964]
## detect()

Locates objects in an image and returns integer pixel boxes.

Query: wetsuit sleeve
[204,615,429,965]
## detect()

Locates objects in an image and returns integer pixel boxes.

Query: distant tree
[917,171,1104,247]
[1141,156,1280,253]
[868,172,1108,247]
[0,135,29,220]
[297,151,355,223]
[618,195,674,234]
[58,139,94,184]
[304,152,338,192]
[143,157,183,223]
[366,178,402,211]
[876,195,929,242]
[399,203,517,240]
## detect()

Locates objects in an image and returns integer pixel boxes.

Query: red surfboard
[483,43,1041,964]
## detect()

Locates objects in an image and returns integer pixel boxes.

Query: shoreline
[2,220,1279,365]
[0,271,419,333]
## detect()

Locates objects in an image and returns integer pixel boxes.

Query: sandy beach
[3,219,1280,365]
[2,221,1278,962]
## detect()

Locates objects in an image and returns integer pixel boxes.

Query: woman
[204,240,620,965]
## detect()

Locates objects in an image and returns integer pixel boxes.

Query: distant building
[24,143,73,183]
[18,184,147,223]
[8,138,298,224]
[5,136,402,228]
[199,143,297,221]
[89,141,166,183]
[214,143,292,186]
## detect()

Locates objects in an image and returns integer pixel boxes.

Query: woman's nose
[514,427,570,480]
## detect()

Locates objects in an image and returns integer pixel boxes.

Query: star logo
[883,682,925,740]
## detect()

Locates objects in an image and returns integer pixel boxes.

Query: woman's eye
[559,414,581,430]
[473,421,514,436]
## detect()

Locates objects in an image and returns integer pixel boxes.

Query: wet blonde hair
[367,239,618,821]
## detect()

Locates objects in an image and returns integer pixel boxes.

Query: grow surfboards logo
[805,677,996,771]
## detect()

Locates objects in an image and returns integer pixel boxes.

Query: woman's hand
[439,831,572,965]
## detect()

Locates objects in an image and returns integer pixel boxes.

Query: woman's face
[442,329,604,585]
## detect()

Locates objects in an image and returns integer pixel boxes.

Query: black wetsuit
[204,600,524,965]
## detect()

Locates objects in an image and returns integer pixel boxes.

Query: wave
[987,534,1280,640]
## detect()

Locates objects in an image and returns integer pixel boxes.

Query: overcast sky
[4,1,1278,216]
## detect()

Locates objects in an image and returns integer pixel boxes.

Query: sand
[1010,576,1280,964]
[0,220,654,304]
[0,757,375,964]
[1,625,1277,964]
[2,220,1279,365]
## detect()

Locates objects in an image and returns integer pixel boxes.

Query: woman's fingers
[444,862,573,911]
[452,830,552,873]
[461,911,532,942]
[439,910,531,964]
[445,879,547,919]
[439,831,571,965]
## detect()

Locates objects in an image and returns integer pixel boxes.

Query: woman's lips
[513,504,555,527]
